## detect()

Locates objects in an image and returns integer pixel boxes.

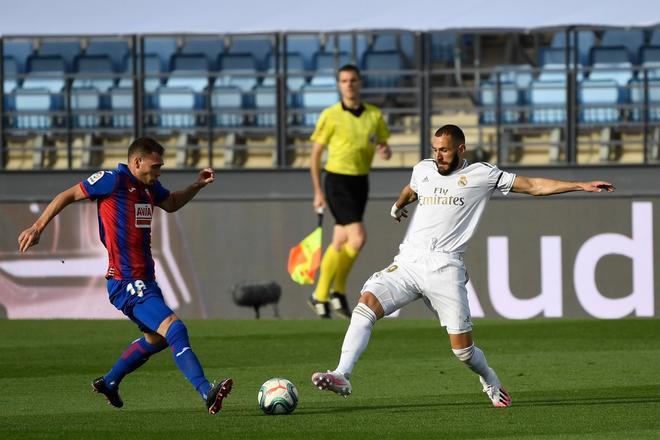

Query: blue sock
[104,337,166,389]
[165,320,212,400]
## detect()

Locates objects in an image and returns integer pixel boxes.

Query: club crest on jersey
[458,175,468,187]
[86,171,104,185]
[134,203,153,228]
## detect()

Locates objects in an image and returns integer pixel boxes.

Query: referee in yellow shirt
[308,64,391,319]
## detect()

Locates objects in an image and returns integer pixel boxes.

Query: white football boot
[311,370,352,396]
[483,383,511,407]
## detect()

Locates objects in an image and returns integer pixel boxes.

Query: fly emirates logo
[418,187,465,207]
[134,203,153,228]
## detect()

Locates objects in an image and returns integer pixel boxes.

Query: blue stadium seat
[640,46,660,79]
[168,54,210,92]
[157,86,196,128]
[71,87,101,128]
[311,51,349,85]
[262,52,306,90]
[325,34,367,65]
[651,31,660,46]
[3,40,33,73]
[286,35,321,70]
[38,40,81,72]
[120,54,163,94]
[589,47,633,89]
[253,85,296,127]
[529,80,567,124]
[228,36,273,71]
[479,81,519,124]
[361,50,404,88]
[110,86,134,128]
[430,32,457,64]
[491,64,533,103]
[24,55,66,93]
[579,79,620,123]
[211,85,243,127]
[86,39,130,72]
[371,33,415,62]
[601,30,646,65]
[300,84,338,126]
[3,57,18,111]
[630,79,660,121]
[550,30,595,65]
[218,53,258,108]
[14,88,53,129]
[181,38,224,71]
[74,55,116,93]
[144,37,178,72]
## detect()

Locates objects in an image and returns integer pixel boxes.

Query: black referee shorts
[324,171,369,225]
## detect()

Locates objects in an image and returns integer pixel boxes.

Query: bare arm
[376,143,392,160]
[158,168,215,213]
[391,184,418,222]
[18,183,88,252]
[310,142,326,210]
[511,176,615,196]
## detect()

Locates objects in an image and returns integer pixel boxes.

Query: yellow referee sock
[332,244,359,295]
[313,246,342,302]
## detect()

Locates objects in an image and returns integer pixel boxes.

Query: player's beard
[437,154,461,176]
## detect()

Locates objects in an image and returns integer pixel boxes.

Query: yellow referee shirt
[310,102,390,176]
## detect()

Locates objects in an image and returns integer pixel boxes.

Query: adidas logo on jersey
[422,176,429,183]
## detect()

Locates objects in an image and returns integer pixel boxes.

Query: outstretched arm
[512,176,615,196]
[390,184,418,222]
[158,168,215,213]
[18,183,88,252]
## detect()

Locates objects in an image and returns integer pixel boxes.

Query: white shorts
[361,247,472,334]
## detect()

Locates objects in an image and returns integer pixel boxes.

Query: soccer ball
[258,377,299,415]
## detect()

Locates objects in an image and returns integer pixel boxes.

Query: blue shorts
[107,279,174,333]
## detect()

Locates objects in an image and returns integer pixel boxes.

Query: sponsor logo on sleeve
[134,203,153,228]
[86,171,105,185]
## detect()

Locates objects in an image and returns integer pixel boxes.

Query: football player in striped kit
[312,124,614,407]
[18,137,232,414]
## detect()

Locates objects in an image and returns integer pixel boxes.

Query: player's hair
[337,64,361,80]
[434,124,465,146]
[127,137,165,160]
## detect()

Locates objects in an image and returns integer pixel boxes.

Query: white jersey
[401,159,516,254]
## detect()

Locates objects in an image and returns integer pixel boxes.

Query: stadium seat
[286,35,321,70]
[550,30,595,66]
[253,85,296,127]
[181,37,224,71]
[371,32,415,62]
[211,85,243,127]
[491,64,533,103]
[589,47,634,95]
[110,86,134,128]
[86,39,130,72]
[24,55,66,93]
[479,81,519,124]
[71,87,101,128]
[325,34,367,65]
[640,46,660,79]
[361,50,405,88]
[120,54,163,93]
[168,54,210,92]
[529,80,567,124]
[262,52,306,90]
[3,39,33,73]
[579,79,620,123]
[38,40,81,72]
[227,36,273,71]
[144,37,178,72]
[601,29,646,65]
[3,57,18,93]
[14,88,53,129]
[73,55,116,110]
[311,51,349,85]
[157,86,196,128]
[630,79,660,121]
[650,31,660,46]
[300,84,339,126]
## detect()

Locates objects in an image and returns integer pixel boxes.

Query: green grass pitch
[1,318,658,439]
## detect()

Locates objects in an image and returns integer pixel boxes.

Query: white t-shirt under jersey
[401,159,516,254]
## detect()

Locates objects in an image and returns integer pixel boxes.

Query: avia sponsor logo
[134,203,153,228]
[418,187,465,206]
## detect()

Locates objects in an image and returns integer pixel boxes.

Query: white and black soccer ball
[257,377,299,415]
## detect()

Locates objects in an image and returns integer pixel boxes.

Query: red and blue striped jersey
[79,164,170,280]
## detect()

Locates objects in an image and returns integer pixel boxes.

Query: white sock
[336,303,377,377]
[452,344,499,387]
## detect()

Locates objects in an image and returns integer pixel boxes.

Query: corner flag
[287,208,323,285]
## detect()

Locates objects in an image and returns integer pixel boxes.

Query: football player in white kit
[311,124,615,407]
